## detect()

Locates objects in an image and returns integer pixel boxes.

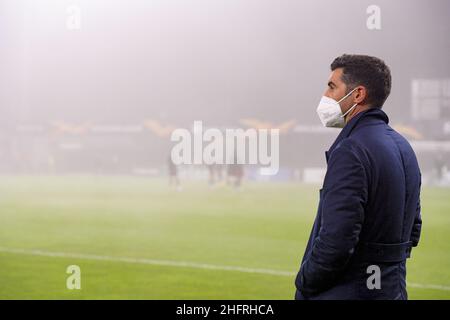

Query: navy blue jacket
[295,108,422,300]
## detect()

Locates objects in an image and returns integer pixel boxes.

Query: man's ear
[354,86,367,104]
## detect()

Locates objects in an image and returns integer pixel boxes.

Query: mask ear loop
[341,103,358,118]
[337,87,358,104]
[338,87,359,119]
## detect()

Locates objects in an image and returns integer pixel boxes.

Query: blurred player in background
[167,155,181,191]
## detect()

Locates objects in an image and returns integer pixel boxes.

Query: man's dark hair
[331,54,392,109]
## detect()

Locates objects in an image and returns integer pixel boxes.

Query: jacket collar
[325,108,389,162]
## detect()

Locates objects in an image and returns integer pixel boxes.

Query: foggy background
[1,0,449,183]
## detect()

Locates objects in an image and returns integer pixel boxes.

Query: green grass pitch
[0,176,449,299]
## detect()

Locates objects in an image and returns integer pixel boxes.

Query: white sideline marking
[0,247,293,277]
[406,282,450,292]
[1,247,449,292]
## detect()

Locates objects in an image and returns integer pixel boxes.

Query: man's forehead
[328,68,344,84]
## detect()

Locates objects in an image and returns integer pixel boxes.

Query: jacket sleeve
[410,172,422,247]
[298,139,368,297]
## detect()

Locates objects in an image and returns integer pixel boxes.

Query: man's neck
[345,104,371,124]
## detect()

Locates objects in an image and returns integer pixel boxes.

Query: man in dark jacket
[295,54,422,300]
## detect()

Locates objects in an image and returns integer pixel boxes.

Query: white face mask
[316,87,358,128]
